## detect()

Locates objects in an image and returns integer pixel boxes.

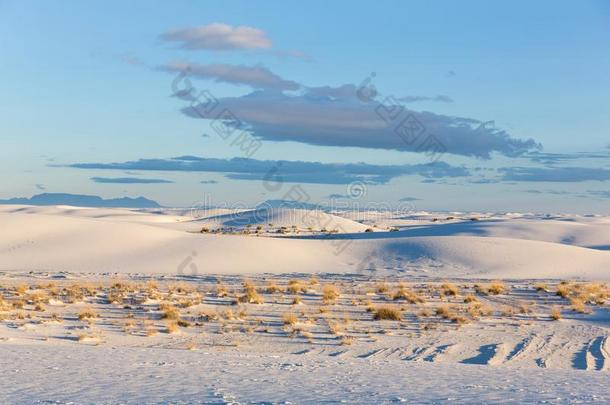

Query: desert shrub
[160,303,180,320]
[165,320,179,333]
[550,307,562,320]
[238,281,264,304]
[287,280,305,294]
[488,281,507,295]
[78,308,97,320]
[322,284,340,304]
[569,297,590,313]
[282,312,298,325]
[376,282,389,293]
[435,305,452,319]
[373,306,402,321]
[440,282,459,297]
[556,283,572,298]
[392,286,425,303]
[534,283,548,292]
[340,335,354,345]
[475,281,507,295]
[266,281,283,294]
[463,294,478,303]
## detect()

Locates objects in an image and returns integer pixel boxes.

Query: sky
[1,0,609,213]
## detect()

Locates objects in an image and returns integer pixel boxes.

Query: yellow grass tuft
[372,305,402,321]
[282,312,298,325]
[322,284,340,304]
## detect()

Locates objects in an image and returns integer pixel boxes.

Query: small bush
[440,282,459,297]
[550,307,562,320]
[160,304,180,320]
[463,294,478,303]
[165,320,179,333]
[78,308,97,320]
[282,312,298,325]
[392,286,425,304]
[322,284,340,304]
[488,281,507,295]
[373,306,402,321]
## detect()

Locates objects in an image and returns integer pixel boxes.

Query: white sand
[1,205,609,280]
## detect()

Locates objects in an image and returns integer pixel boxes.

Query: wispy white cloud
[160,23,272,51]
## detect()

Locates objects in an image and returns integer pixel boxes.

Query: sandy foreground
[0,205,608,404]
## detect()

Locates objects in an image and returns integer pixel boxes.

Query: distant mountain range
[0,193,161,208]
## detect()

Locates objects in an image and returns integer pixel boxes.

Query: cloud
[90,177,173,184]
[66,155,470,185]
[327,193,350,199]
[160,62,300,91]
[399,196,420,201]
[34,184,46,191]
[500,166,610,182]
[200,180,218,184]
[587,190,610,198]
[184,87,540,158]
[398,95,454,103]
[523,189,572,195]
[526,151,610,165]
[160,23,272,51]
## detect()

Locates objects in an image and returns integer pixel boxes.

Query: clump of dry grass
[392,285,425,304]
[160,303,180,320]
[467,302,492,319]
[556,283,572,298]
[475,281,507,296]
[376,282,389,294]
[340,335,354,345]
[177,319,191,328]
[440,282,459,297]
[238,281,264,304]
[309,276,319,286]
[435,305,452,319]
[322,284,340,304]
[282,312,298,326]
[463,294,478,303]
[372,305,402,321]
[287,280,306,294]
[534,283,549,292]
[550,307,562,320]
[488,281,507,295]
[265,281,283,294]
[165,320,179,333]
[215,282,229,298]
[328,320,344,335]
[78,308,97,320]
[569,297,590,314]
[292,296,302,305]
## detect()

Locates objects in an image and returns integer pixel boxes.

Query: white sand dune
[192,207,371,233]
[1,205,609,280]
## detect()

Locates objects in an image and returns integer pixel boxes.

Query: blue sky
[1,0,609,212]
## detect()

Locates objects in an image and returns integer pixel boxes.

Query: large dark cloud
[66,156,470,185]
[183,87,540,159]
